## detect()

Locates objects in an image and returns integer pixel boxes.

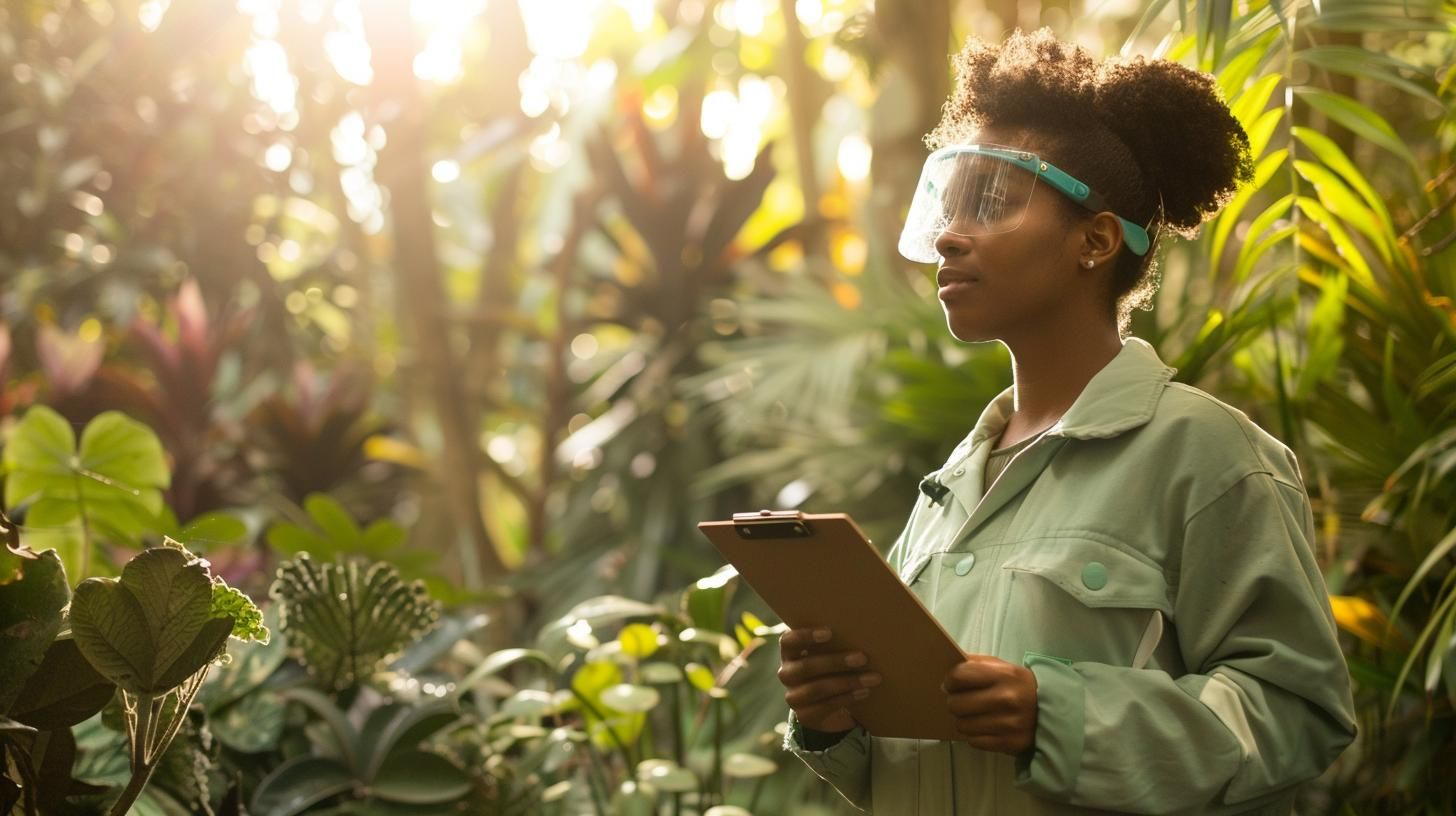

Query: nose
[934,229,972,259]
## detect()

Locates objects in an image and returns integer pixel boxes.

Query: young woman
[775,29,1357,814]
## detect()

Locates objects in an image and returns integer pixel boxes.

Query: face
[931,130,1093,345]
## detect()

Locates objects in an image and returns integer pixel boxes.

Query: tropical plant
[2,405,170,580]
[0,520,266,815]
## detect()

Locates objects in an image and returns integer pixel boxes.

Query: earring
[1083,259,1095,268]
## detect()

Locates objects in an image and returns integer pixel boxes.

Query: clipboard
[697,510,966,741]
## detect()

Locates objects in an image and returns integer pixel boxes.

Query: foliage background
[0,0,1454,812]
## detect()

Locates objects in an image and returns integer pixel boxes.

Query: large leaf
[270,555,440,689]
[0,546,68,713]
[69,546,232,694]
[8,637,115,730]
[250,755,355,816]
[2,407,170,579]
[1292,87,1419,167]
[370,749,473,805]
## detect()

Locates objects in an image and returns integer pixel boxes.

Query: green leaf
[359,700,458,780]
[600,683,660,713]
[370,749,473,805]
[210,690,286,754]
[8,637,115,729]
[2,407,170,578]
[1295,45,1444,108]
[199,605,287,711]
[722,752,777,778]
[1294,195,1376,288]
[618,623,659,659]
[0,546,68,713]
[70,546,228,694]
[1229,73,1282,135]
[455,647,554,699]
[280,688,359,770]
[1292,87,1419,168]
[304,494,361,544]
[250,755,355,816]
[177,513,249,548]
[1290,126,1396,242]
[1292,160,1392,266]
[210,579,268,644]
[270,555,440,690]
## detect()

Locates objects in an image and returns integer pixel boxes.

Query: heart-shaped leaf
[2,407,169,579]
[70,546,231,694]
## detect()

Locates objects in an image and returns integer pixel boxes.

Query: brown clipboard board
[697,510,966,741]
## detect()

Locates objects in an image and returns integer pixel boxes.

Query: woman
[775,29,1357,814]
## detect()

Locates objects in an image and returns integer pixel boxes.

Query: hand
[942,654,1039,755]
[777,627,882,733]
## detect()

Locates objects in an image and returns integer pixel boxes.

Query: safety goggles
[897,144,1152,264]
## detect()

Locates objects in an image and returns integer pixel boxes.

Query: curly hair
[926,28,1253,334]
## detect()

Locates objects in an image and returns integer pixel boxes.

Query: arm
[1014,472,1358,812]
[779,521,922,811]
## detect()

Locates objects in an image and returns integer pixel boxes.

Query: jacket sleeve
[783,711,872,811]
[1013,472,1358,813]
[779,516,925,812]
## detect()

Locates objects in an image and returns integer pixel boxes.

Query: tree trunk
[361,1,507,582]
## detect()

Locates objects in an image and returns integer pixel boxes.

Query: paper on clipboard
[697,511,966,741]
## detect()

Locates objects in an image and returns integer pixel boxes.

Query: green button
[1081,562,1108,591]
[954,553,976,576]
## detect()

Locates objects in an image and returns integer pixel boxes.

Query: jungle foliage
[0,0,1453,812]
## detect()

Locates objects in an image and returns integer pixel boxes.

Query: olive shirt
[785,337,1357,815]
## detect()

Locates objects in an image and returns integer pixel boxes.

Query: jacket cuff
[1014,655,1086,800]
[785,710,869,760]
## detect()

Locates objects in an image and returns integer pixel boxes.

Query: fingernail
[845,652,867,667]
[812,628,832,643]
[861,673,882,688]
[853,688,870,700]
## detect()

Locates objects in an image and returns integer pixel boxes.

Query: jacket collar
[967,337,1176,447]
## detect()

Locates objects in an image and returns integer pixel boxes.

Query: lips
[936,267,980,287]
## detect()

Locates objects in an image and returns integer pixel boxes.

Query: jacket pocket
[1000,536,1172,668]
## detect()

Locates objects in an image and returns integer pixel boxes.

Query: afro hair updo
[926,28,1253,334]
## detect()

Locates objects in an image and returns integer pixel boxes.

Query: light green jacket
[786,338,1357,815]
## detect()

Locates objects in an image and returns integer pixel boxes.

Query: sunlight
[520,0,608,60]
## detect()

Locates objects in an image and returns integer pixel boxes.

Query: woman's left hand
[942,654,1039,755]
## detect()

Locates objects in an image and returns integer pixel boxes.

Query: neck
[1002,319,1124,429]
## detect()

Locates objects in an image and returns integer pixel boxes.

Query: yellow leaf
[1329,594,1404,650]
[363,435,428,470]
[618,623,659,660]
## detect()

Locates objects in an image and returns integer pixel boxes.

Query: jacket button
[952,468,965,477]
[1082,562,1108,591]
[954,553,976,576]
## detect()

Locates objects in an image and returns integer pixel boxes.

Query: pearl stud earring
[1083,259,1095,268]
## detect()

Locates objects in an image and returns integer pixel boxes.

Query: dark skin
[777,128,1135,755]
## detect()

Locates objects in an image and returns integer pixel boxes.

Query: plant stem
[72,467,92,579]
[108,761,159,816]
[710,698,723,806]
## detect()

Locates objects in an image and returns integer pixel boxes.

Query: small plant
[0,513,265,814]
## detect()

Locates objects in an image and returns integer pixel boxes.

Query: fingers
[784,671,882,719]
[941,654,1006,692]
[944,686,1018,718]
[777,650,869,687]
[779,627,834,658]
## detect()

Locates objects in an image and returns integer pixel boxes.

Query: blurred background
[0,0,1453,812]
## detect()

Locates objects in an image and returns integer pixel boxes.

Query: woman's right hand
[777,627,882,733]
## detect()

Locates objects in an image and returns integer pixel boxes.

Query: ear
[1078,212,1124,269]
